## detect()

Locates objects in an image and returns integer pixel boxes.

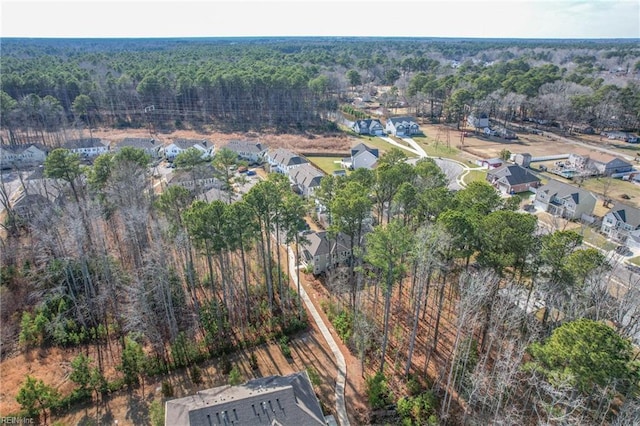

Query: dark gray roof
[354,119,383,131]
[609,202,640,229]
[488,164,540,186]
[165,371,325,426]
[63,138,107,149]
[291,163,324,189]
[118,138,158,150]
[225,140,267,154]
[351,143,379,158]
[0,144,47,155]
[270,148,309,167]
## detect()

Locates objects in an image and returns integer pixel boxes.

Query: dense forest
[1,37,639,144]
[1,38,640,425]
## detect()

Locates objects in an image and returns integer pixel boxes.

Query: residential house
[486,164,541,194]
[12,174,64,221]
[341,143,379,170]
[351,119,385,136]
[165,371,325,426]
[385,116,420,137]
[267,148,309,176]
[164,139,214,161]
[605,131,639,143]
[163,164,224,193]
[301,231,352,275]
[116,138,162,159]
[467,113,489,129]
[290,163,324,197]
[601,202,640,247]
[224,140,268,163]
[568,152,633,176]
[534,179,597,220]
[63,138,109,157]
[0,144,47,169]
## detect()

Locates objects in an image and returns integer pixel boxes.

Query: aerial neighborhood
[1,36,639,426]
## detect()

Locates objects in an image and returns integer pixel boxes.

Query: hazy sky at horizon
[2,0,639,39]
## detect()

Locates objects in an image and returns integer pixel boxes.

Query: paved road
[287,247,350,426]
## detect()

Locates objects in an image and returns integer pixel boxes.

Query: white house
[0,144,47,169]
[163,164,224,193]
[267,148,309,176]
[224,140,268,163]
[385,116,420,137]
[63,138,109,157]
[164,138,214,161]
[601,203,640,246]
[341,143,379,170]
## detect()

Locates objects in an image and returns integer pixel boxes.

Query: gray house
[116,138,162,158]
[601,202,640,245]
[385,116,420,137]
[290,163,325,197]
[351,119,384,136]
[165,371,325,426]
[224,140,268,163]
[301,231,352,275]
[267,148,309,176]
[341,143,379,170]
[0,144,47,169]
[534,179,597,220]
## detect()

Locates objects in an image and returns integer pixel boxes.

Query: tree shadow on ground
[125,392,150,425]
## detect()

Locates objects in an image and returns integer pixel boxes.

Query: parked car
[238,166,248,173]
[246,170,256,176]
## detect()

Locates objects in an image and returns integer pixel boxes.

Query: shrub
[279,336,292,359]
[161,380,174,398]
[366,372,393,410]
[249,352,259,370]
[307,367,321,387]
[149,400,165,426]
[397,391,438,426]
[228,366,242,386]
[189,365,203,385]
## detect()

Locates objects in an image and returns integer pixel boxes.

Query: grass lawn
[307,156,344,175]
[580,177,640,209]
[411,136,465,161]
[462,169,487,185]
[581,227,617,252]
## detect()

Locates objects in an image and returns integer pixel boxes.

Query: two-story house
[301,231,353,275]
[0,144,47,169]
[267,148,309,176]
[385,116,420,137]
[115,137,162,159]
[164,138,214,161]
[63,138,109,157]
[351,119,385,136]
[224,140,268,164]
[290,163,325,197]
[341,143,379,170]
[601,203,640,247]
[534,179,597,220]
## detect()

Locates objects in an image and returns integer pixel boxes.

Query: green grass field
[462,169,488,185]
[307,156,345,175]
[581,227,617,252]
[411,136,465,161]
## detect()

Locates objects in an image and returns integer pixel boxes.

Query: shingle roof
[225,140,267,154]
[388,116,418,126]
[118,138,158,150]
[351,143,379,158]
[270,148,309,167]
[165,371,325,426]
[173,138,212,150]
[63,138,107,150]
[303,231,352,258]
[291,163,324,189]
[488,164,540,186]
[537,179,595,205]
[609,202,640,229]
